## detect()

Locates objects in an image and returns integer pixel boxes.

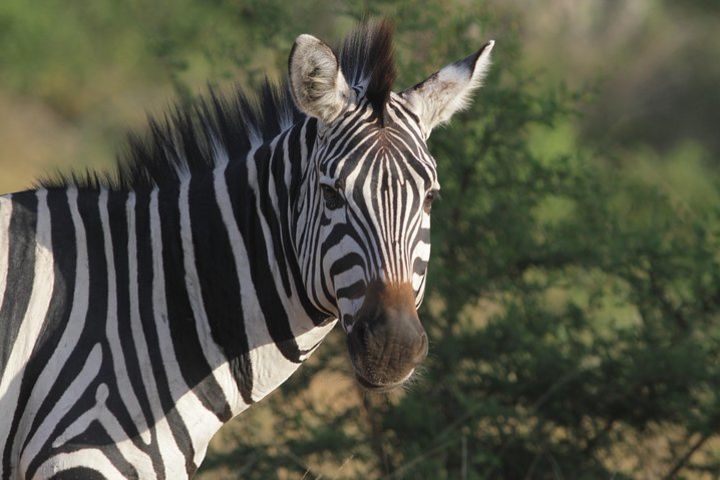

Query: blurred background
[2,0,719,478]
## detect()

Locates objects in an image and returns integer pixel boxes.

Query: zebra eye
[424,190,439,213]
[321,183,343,210]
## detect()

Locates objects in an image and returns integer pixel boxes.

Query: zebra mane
[341,19,397,125]
[38,19,397,191]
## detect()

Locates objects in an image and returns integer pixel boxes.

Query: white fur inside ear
[403,40,494,135]
[289,34,353,124]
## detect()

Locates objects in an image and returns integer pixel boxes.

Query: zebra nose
[347,280,428,386]
[384,309,427,367]
[348,307,427,382]
[358,306,425,354]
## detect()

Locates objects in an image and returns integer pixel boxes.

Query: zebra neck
[155,122,335,406]
[138,156,335,412]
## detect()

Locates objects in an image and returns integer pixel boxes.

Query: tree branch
[662,432,712,480]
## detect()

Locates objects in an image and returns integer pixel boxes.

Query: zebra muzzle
[346,280,428,390]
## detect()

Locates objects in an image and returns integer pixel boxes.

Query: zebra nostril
[414,331,428,364]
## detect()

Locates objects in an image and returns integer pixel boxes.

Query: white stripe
[412,214,432,292]
[10,188,89,472]
[99,190,152,445]
[178,178,246,415]
[0,195,9,474]
[0,194,12,314]
[98,408,157,479]
[149,189,223,467]
[213,163,300,401]
[32,448,122,480]
[52,383,156,479]
[0,190,55,459]
[21,342,103,474]
[51,385,106,448]
[246,153,320,355]
[386,96,427,140]
[126,192,186,474]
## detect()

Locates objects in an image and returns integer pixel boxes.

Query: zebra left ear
[289,34,354,124]
[401,41,495,136]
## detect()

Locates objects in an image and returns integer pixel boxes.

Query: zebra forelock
[340,19,397,125]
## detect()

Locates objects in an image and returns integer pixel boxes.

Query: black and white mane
[40,19,397,191]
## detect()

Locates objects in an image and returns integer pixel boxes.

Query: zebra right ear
[401,41,494,136]
[289,34,354,124]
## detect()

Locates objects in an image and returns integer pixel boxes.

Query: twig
[523,446,544,480]
[461,431,468,480]
[389,436,461,478]
[662,432,712,480]
[333,454,355,479]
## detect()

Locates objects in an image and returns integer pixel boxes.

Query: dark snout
[347,281,428,391]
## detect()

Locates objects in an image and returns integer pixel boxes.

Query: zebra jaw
[354,369,415,393]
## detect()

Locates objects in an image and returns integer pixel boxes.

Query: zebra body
[0,129,333,478]
[0,20,494,479]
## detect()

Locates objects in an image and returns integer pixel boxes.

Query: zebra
[0,20,493,479]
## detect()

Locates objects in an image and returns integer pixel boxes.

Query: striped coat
[0,20,494,479]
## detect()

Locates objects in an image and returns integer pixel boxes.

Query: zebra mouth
[354,369,414,393]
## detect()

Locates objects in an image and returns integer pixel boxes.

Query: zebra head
[289,22,494,391]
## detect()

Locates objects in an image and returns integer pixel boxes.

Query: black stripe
[1,190,75,478]
[336,280,366,300]
[50,467,107,480]
[134,190,195,474]
[0,191,38,376]
[106,190,165,473]
[23,189,109,478]
[48,405,138,478]
[262,140,292,295]
[189,174,254,405]
[329,252,366,279]
[227,157,303,363]
[158,185,232,425]
[285,122,328,324]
